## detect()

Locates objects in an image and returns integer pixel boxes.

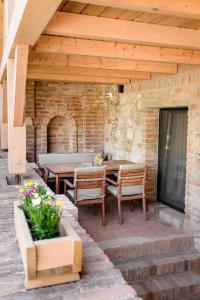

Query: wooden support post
[3,0,16,45]
[0,85,3,148]
[13,45,29,127]
[0,81,8,149]
[7,56,26,175]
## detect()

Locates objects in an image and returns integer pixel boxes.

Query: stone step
[182,297,200,300]
[149,203,185,230]
[112,247,200,282]
[131,270,200,300]
[99,233,194,260]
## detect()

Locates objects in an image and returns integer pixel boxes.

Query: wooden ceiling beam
[29,52,177,74]
[0,0,63,81]
[71,0,200,20]
[27,72,131,84]
[44,12,200,50]
[28,65,151,80]
[35,35,200,66]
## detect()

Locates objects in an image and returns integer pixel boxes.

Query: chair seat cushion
[67,188,102,201]
[107,184,142,196]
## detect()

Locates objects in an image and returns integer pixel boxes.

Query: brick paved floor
[1,152,196,300]
[0,156,140,300]
[78,196,186,243]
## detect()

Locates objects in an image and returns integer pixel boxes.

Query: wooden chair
[63,166,106,225]
[106,164,148,224]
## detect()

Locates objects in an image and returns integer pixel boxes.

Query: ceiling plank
[0,0,63,81]
[71,0,200,20]
[35,35,200,65]
[27,72,130,84]
[29,52,177,74]
[28,65,151,80]
[44,12,200,50]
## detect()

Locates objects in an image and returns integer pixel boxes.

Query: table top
[45,160,134,175]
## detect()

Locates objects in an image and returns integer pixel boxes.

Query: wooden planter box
[14,201,82,289]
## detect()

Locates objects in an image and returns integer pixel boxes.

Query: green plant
[19,181,62,240]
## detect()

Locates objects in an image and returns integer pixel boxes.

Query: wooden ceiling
[58,1,200,30]
[3,1,200,84]
[28,1,200,83]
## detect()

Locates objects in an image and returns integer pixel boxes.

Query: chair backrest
[73,166,106,202]
[117,164,146,196]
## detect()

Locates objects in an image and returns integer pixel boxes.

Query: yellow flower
[47,196,52,200]
[56,200,62,206]
[24,181,33,187]
[19,188,24,193]
[47,200,51,205]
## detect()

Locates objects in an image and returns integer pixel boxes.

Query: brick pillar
[26,81,35,162]
[144,108,159,202]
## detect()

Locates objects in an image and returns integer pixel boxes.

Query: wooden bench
[37,152,98,180]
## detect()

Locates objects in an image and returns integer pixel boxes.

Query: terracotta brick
[26,81,117,160]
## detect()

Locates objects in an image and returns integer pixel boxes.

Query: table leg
[56,174,60,194]
[44,169,49,183]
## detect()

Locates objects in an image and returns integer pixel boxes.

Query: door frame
[157,107,188,213]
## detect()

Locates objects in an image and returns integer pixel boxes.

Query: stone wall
[26,81,117,161]
[105,68,200,228]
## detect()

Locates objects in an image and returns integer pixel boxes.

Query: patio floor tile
[78,196,187,243]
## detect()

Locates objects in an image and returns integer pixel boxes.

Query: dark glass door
[158,108,188,212]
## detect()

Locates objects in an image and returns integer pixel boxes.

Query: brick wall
[105,68,200,228]
[47,115,70,153]
[26,81,117,160]
[26,81,35,162]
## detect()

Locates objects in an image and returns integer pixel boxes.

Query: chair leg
[118,197,122,225]
[64,183,67,195]
[131,200,134,211]
[104,196,108,213]
[94,203,98,215]
[102,200,106,226]
[76,203,79,222]
[142,194,148,221]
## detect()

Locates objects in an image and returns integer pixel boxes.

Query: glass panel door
[158,108,188,212]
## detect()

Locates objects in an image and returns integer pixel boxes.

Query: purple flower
[24,191,30,197]
[51,199,56,206]
[29,188,36,193]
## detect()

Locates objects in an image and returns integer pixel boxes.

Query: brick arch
[37,111,78,154]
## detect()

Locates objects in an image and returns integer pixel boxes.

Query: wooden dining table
[44,160,134,194]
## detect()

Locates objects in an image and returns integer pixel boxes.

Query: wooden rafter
[34,35,200,65]
[44,12,200,49]
[29,53,177,74]
[0,0,63,81]
[27,65,136,84]
[28,65,151,80]
[71,0,200,20]
[27,73,130,84]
